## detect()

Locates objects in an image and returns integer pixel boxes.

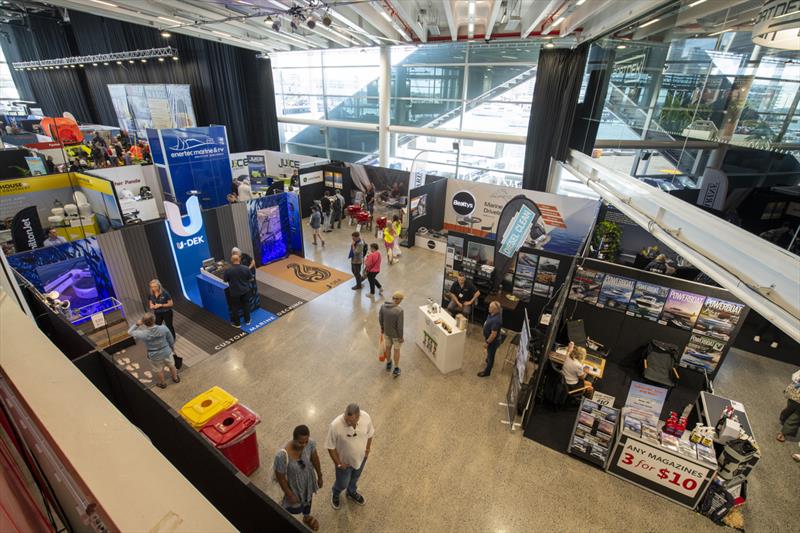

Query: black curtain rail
[0,12,279,152]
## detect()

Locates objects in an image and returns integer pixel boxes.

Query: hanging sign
[752,0,800,50]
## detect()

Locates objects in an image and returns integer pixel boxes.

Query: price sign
[91,312,106,329]
[615,439,710,498]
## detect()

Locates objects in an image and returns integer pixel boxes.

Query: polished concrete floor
[155,227,798,533]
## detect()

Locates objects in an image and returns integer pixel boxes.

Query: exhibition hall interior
[1,0,799,531]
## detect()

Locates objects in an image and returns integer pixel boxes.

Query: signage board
[300,170,323,187]
[164,195,210,304]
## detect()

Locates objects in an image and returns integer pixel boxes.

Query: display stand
[567,398,619,467]
[415,306,466,374]
[606,424,717,509]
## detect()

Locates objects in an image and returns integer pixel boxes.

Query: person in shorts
[379,291,404,378]
[309,206,324,247]
[128,312,179,389]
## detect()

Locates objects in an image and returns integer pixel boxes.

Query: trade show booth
[1,172,125,255]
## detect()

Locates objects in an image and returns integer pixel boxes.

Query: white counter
[415,305,466,374]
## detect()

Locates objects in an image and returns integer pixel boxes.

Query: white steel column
[379,46,391,167]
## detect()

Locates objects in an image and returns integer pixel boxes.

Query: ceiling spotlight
[272,19,281,31]
[141,59,147,63]
[545,42,555,48]
[79,63,85,67]
[158,57,165,62]
[307,17,316,30]
[172,56,179,61]
[70,64,76,68]
[92,62,98,66]
[116,60,122,64]
[128,59,135,63]
[161,31,171,38]
[617,44,627,49]
[103,61,109,65]
[322,14,332,27]
[55,65,60,69]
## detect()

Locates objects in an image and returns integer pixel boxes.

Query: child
[310,206,324,247]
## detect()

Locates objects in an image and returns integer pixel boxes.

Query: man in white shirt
[325,403,374,510]
[237,178,253,201]
[43,228,67,247]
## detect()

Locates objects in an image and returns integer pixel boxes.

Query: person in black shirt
[147,279,176,339]
[447,273,480,317]
[478,301,503,377]
[45,156,56,174]
[224,254,253,328]
[321,191,333,232]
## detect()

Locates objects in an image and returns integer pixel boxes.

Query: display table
[414,233,447,254]
[197,261,260,322]
[415,306,466,374]
[119,197,160,222]
[606,426,717,509]
[695,391,754,443]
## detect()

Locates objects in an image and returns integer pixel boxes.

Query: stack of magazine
[621,407,717,467]
[568,398,619,467]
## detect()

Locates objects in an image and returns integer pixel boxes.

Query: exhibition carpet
[257,255,351,295]
[241,308,278,334]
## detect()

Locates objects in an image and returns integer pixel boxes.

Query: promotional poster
[692,297,745,342]
[230,150,328,181]
[533,257,560,298]
[597,274,636,312]
[494,195,544,292]
[679,333,726,373]
[346,163,410,207]
[568,267,605,305]
[442,180,600,256]
[626,282,669,321]
[659,290,706,331]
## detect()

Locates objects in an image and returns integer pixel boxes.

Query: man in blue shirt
[478,301,503,377]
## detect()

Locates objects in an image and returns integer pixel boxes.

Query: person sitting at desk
[447,273,480,317]
[562,342,593,396]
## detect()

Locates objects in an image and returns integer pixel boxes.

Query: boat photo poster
[659,289,706,331]
[626,282,669,321]
[692,297,745,342]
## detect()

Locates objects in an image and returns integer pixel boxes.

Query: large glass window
[0,47,20,104]
[273,41,538,186]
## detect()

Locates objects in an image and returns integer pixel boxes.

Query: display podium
[415,306,466,374]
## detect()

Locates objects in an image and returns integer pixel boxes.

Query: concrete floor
[155,227,798,533]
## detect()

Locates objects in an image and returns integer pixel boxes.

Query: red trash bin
[200,404,261,475]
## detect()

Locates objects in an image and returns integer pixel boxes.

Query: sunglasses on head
[347,431,358,437]
[298,459,306,469]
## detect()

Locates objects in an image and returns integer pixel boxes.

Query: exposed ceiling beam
[263,0,351,47]
[485,0,504,40]
[577,0,670,42]
[347,2,402,41]
[442,0,458,41]
[386,0,427,42]
[370,1,411,41]
[151,0,298,50]
[521,0,560,39]
[561,0,613,37]
[325,8,383,45]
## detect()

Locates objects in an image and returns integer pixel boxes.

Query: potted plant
[592,221,622,261]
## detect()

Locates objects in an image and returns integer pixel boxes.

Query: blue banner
[164,196,210,304]
[146,128,165,166]
[498,204,536,258]
[150,126,233,212]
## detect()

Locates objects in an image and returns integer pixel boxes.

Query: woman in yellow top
[391,215,402,263]
[383,222,397,265]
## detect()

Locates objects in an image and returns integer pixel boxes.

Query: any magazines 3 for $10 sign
[616,440,711,498]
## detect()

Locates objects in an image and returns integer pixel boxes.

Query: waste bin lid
[179,386,238,429]
[200,404,260,447]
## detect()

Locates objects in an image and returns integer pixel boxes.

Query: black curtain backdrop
[522,45,589,191]
[570,45,616,155]
[1,11,279,152]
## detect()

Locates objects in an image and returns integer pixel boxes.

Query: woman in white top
[562,342,593,396]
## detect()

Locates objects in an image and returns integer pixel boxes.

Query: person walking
[363,243,383,297]
[391,215,403,263]
[334,190,345,229]
[128,313,179,389]
[223,254,252,328]
[383,221,397,265]
[274,425,323,531]
[325,403,374,510]
[379,291,404,378]
[777,370,800,443]
[321,191,333,232]
[146,279,183,369]
[309,206,325,247]
[477,301,503,377]
[349,231,365,291]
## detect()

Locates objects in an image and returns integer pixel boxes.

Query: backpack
[363,243,368,257]
[333,195,343,212]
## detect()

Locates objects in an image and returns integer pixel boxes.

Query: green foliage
[592,221,622,260]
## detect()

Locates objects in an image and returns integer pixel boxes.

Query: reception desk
[415,306,466,374]
[196,261,260,322]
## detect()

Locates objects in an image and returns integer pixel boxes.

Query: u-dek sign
[164,195,210,304]
[752,0,800,50]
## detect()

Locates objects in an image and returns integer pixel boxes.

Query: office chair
[567,319,605,353]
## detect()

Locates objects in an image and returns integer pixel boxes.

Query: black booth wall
[297,163,352,218]
[0,148,32,179]
[407,175,447,247]
[0,11,280,152]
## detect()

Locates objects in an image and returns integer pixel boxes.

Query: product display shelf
[415,305,466,374]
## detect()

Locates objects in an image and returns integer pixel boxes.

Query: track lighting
[322,14,332,27]
[161,31,171,38]
[307,16,316,30]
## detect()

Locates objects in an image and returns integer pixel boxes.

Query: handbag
[173,353,183,370]
[378,334,387,362]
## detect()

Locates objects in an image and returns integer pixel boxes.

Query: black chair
[642,339,681,389]
[543,360,590,408]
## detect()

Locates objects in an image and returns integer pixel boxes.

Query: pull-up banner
[11,206,44,252]
[493,195,546,290]
[164,195,210,304]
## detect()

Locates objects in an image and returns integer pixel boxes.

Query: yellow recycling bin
[179,386,238,430]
